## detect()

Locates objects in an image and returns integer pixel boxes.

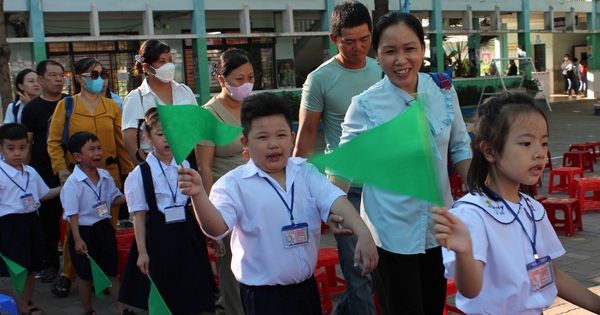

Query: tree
[0,0,13,119]
[373,0,389,29]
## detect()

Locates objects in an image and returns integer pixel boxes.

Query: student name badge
[281,222,310,248]
[20,193,36,209]
[526,255,555,293]
[164,205,186,224]
[93,201,109,218]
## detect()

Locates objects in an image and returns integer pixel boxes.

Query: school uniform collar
[457,193,545,224]
[242,158,305,192]
[147,151,178,169]
[0,160,27,177]
[72,164,109,184]
[139,78,186,98]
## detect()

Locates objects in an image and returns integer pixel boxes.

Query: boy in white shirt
[60,131,135,315]
[0,123,61,315]
[178,92,378,315]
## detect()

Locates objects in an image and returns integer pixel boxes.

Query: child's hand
[327,214,353,236]
[354,237,379,276]
[432,206,472,254]
[178,168,204,197]
[137,252,149,275]
[74,239,87,255]
[212,239,226,258]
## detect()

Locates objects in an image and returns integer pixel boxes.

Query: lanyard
[83,179,103,202]
[264,178,295,224]
[0,165,29,193]
[155,155,178,205]
[490,190,539,260]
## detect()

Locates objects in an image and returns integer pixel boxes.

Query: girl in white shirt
[4,69,40,124]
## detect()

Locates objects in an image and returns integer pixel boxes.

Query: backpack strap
[11,101,20,121]
[428,72,452,90]
[140,161,160,215]
[61,96,75,146]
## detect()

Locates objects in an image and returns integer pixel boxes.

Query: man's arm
[293,108,322,158]
[25,132,33,165]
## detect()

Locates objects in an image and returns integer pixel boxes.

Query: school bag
[47,96,75,151]
[11,101,20,121]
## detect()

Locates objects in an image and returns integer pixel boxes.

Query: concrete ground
[1,94,599,314]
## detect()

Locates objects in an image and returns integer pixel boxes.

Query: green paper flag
[148,276,172,315]
[155,104,243,164]
[87,254,112,299]
[310,102,443,206]
[0,252,27,298]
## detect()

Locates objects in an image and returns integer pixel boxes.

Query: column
[517,0,531,78]
[321,0,337,60]
[191,0,210,104]
[29,0,46,64]
[468,18,481,75]
[428,0,444,73]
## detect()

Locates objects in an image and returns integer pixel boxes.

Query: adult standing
[443,58,454,78]
[195,48,254,315]
[47,57,134,297]
[337,12,472,314]
[21,60,67,285]
[570,57,581,97]
[561,54,572,94]
[580,59,588,96]
[4,69,40,124]
[121,39,198,167]
[508,60,518,76]
[293,2,381,315]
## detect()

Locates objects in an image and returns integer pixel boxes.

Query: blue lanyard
[264,178,295,224]
[490,190,539,260]
[83,180,102,202]
[154,155,178,205]
[0,165,29,193]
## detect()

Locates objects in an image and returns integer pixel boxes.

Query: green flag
[148,276,172,315]
[310,102,443,206]
[155,104,243,164]
[87,254,112,299]
[0,252,27,298]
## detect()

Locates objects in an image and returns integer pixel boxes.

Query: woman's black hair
[13,68,36,102]
[73,57,102,94]
[132,40,171,77]
[240,92,292,138]
[212,49,252,78]
[466,92,548,201]
[373,11,425,51]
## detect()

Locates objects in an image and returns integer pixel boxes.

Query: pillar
[517,0,532,79]
[321,0,337,60]
[29,0,46,64]
[468,18,481,75]
[191,0,210,104]
[428,0,444,73]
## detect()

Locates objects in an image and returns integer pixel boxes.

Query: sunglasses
[81,70,109,80]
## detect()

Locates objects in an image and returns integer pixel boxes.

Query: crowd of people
[1,1,600,315]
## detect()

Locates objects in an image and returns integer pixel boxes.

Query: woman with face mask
[194,48,254,315]
[121,39,198,166]
[47,57,135,302]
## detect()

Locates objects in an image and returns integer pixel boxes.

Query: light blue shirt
[340,73,472,254]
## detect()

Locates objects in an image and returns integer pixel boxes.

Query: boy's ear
[72,152,83,163]
[291,131,296,144]
[480,141,496,163]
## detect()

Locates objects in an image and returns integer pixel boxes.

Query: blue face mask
[83,77,104,94]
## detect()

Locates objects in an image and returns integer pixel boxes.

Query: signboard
[554,16,578,28]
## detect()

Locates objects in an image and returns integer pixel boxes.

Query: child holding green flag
[0,123,61,315]
[60,131,135,315]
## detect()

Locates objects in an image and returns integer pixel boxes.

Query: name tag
[527,255,555,292]
[93,201,109,218]
[20,193,35,208]
[164,205,186,224]
[281,222,310,248]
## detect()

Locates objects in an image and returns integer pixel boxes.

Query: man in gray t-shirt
[293,2,381,315]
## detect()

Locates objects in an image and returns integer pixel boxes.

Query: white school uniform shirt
[0,161,49,216]
[4,100,24,123]
[61,165,122,226]
[208,157,345,286]
[121,79,198,153]
[125,151,190,213]
[443,193,565,315]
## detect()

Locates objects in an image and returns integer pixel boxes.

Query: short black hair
[67,131,100,155]
[36,59,65,77]
[241,92,292,138]
[0,123,28,146]
[331,1,373,38]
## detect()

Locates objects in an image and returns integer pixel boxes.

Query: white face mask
[150,63,176,83]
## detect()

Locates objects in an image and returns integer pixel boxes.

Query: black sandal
[26,301,43,315]
[122,308,137,315]
[50,275,71,298]
[82,310,97,315]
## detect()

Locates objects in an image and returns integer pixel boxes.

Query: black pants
[38,195,63,270]
[373,246,447,315]
[239,276,321,315]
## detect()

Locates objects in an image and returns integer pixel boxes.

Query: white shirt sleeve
[121,90,145,131]
[60,179,80,221]
[124,167,149,212]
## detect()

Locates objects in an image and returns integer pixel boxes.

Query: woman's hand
[178,168,204,197]
[432,206,472,254]
[137,252,150,275]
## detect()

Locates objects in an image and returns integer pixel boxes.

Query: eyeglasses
[81,70,109,80]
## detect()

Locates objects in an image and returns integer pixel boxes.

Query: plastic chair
[449,172,466,201]
[544,150,553,171]
[548,167,584,195]
[207,247,219,287]
[572,178,600,212]
[569,143,597,163]
[316,248,346,293]
[563,151,594,172]
[0,293,18,315]
[314,268,333,314]
[542,197,582,237]
[443,280,465,315]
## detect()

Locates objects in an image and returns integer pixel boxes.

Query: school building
[5,0,600,104]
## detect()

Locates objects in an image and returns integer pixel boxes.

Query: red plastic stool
[548,167,584,195]
[117,247,130,279]
[563,151,594,172]
[314,268,333,314]
[449,172,466,201]
[572,178,600,212]
[443,280,466,315]
[544,150,553,171]
[570,143,597,163]
[585,141,600,158]
[59,217,67,247]
[116,229,135,279]
[542,198,582,237]
[316,248,346,293]
[207,247,219,287]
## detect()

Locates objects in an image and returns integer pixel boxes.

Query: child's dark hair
[331,1,373,38]
[0,123,28,145]
[466,92,548,200]
[241,93,292,138]
[67,131,99,155]
[136,107,161,151]
[212,49,252,78]
[132,40,170,76]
